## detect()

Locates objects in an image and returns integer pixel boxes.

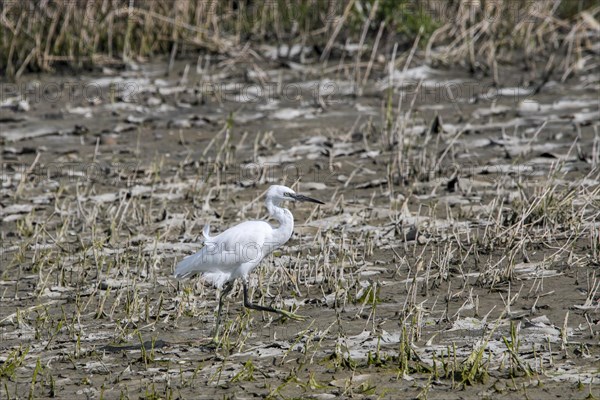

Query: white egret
[174,185,324,337]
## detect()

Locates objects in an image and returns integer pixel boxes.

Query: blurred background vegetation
[0,0,598,79]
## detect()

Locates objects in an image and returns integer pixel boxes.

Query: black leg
[213,281,234,340]
[242,281,306,321]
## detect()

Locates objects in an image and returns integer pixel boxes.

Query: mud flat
[1,49,599,399]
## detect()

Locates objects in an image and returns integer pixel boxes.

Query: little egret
[174,185,324,337]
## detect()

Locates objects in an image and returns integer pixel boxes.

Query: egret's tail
[173,223,233,289]
[173,250,230,289]
[173,252,201,279]
[173,224,213,279]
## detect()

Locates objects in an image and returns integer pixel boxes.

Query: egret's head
[266,185,325,206]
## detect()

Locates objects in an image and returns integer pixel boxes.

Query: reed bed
[1,0,597,79]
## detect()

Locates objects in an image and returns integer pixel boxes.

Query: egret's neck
[266,199,294,246]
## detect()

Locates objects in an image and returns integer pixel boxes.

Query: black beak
[289,193,325,204]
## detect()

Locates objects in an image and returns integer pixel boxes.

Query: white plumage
[174,185,324,338]
[174,220,276,289]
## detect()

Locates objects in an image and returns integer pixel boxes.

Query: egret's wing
[173,221,272,288]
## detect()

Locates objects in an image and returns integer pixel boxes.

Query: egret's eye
[283,192,293,197]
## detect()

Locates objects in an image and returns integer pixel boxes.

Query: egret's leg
[242,282,306,321]
[213,281,234,341]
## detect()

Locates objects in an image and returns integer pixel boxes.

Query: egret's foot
[242,283,307,321]
[277,309,307,321]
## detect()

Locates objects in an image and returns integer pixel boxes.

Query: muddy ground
[1,51,599,399]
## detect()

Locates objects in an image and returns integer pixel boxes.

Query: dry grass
[425,0,600,83]
[1,0,598,80]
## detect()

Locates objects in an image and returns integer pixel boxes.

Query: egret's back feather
[202,224,212,240]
